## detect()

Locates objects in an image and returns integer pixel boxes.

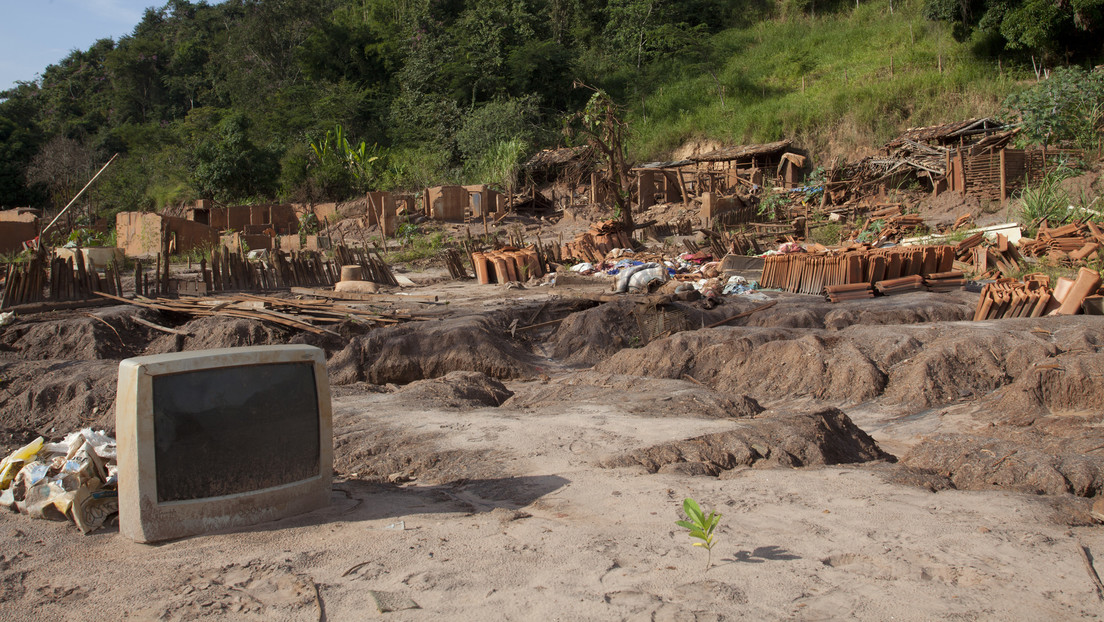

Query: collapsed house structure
[858,118,1079,205]
[118,201,313,258]
[635,140,805,206]
[422,185,506,222]
[632,140,808,226]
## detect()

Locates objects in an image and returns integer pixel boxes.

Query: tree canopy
[0,0,1100,216]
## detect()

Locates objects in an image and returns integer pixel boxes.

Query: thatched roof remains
[689,139,793,163]
[524,146,595,172]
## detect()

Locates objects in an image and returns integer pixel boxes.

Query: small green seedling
[675,497,721,570]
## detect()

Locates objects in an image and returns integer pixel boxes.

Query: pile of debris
[954,230,1022,278]
[560,220,633,263]
[1019,221,1104,263]
[0,429,118,534]
[97,291,435,335]
[973,268,1103,320]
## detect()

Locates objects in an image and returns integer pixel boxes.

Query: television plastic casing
[116,345,332,543]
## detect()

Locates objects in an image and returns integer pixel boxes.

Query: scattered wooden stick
[682,374,706,387]
[514,317,564,333]
[342,561,373,578]
[706,301,777,329]
[310,579,326,622]
[1079,543,1104,601]
[131,315,193,336]
[80,312,123,345]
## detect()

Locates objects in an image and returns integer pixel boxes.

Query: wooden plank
[3,297,114,314]
[289,287,443,304]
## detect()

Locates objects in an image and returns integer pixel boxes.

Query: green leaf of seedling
[683,498,704,524]
[675,520,695,530]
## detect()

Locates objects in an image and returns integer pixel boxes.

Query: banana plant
[310,124,389,191]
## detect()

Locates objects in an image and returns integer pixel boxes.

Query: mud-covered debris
[396,371,513,409]
[601,408,892,476]
[902,434,1104,497]
[504,372,763,419]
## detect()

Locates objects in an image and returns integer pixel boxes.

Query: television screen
[152,362,320,502]
[116,345,332,543]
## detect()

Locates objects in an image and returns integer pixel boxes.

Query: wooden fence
[0,244,396,310]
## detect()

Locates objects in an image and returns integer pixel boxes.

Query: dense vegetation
[0,0,1100,218]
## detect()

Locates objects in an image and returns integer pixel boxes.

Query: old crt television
[115,345,332,543]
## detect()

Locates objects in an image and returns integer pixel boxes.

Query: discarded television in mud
[115,345,332,543]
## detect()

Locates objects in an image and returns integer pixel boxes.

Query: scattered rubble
[0,428,118,533]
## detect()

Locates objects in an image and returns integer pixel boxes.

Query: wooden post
[200,257,211,293]
[160,227,171,296]
[675,170,691,207]
[112,257,123,297]
[999,148,1007,203]
[1,264,14,310]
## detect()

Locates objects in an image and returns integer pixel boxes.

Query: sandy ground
[1,256,1104,619]
[3,382,1104,621]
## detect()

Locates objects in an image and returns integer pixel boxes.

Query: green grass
[807,221,844,245]
[382,227,454,265]
[1015,162,1097,236]
[626,0,1030,160]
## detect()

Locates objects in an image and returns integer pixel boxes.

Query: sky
[0,0,222,92]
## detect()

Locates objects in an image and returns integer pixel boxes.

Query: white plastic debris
[0,428,118,533]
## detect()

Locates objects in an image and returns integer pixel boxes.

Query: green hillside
[627,2,1027,160]
[0,0,1099,218]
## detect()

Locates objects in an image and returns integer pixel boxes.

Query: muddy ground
[2,269,1104,620]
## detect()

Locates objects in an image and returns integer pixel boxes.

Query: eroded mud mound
[143,313,359,356]
[504,372,763,419]
[601,407,891,476]
[395,371,513,409]
[596,317,1104,411]
[817,292,974,329]
[696,292,973,331]
[0,359,118,451]
[0,306,159,360]
[878,324,1058,407]
[332,417,501,484]
[547,300,639,366]
[143,315,286,355]
[542,293,973,368]
[984,351,1104,424]
[328,313,538,385]
[902,434,1104,497]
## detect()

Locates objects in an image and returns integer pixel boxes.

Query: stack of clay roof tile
[924,270,966,292]
[825,283,873,302]
[471,248,543,284]
[954,232,1022,277]
[874,275,926,295]
[761,245,955,295]
[973,268,1103,320]
[560,219,633,263]
[1018,221,1104,263]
